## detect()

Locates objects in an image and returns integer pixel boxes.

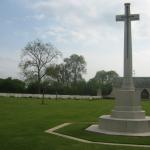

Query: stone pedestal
[86,116,150,136]
[111,89,145,119]
[86,89,150,136]
[98,115,150,134]
[87,91,150,136]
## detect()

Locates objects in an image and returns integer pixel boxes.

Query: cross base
[86,115,150,136]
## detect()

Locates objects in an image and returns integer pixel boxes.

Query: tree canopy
[91,70,119,96]
[0,39,119,96]
[19,39,61,93]
[46,54,86,86]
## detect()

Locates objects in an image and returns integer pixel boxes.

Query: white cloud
[133,49,150,77]
[0,57,19,79]
[2,0,150,79]
[21,0,150,79]
[30,14,46,21]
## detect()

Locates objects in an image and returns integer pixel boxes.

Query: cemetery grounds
[0,97,150,150]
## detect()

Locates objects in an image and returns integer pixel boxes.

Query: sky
[0,0,150,80]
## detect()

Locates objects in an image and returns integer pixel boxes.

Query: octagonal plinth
[86,115,150,136]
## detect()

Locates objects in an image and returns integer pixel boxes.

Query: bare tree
[19,39,61,94]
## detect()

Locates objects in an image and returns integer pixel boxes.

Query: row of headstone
[0,93,102,100]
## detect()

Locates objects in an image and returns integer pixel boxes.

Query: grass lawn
[0,97,150,150]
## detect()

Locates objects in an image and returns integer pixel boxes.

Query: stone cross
[87,3,150,136]
[116,3,139,90]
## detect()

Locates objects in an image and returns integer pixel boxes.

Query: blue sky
[0,0,150,80]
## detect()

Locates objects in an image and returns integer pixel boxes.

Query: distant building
[110,77,150,99]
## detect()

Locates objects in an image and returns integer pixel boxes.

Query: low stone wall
[0,93,102,100]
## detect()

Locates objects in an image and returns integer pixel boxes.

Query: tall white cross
[116,3,139,90]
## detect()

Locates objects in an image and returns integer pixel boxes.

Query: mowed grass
[57,100,150,146]
[0,97,150,150]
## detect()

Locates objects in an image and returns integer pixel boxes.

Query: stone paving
[45,122,150,148]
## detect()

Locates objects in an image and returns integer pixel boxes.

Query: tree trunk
[38,80,41,94]
[38,70,41,94]
[42,89,45,104]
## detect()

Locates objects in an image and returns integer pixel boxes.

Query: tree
[46,64,66,95]
[19,39,61,93]
[0,77,25,93]
[47,54,86,86]
[46,54,87,95]
[26,81,39,94]
[90,70,119,96]
[94,70,107,86]
[106,71,119,84]
[63,54,86,85]
[46,64,65,84]
[87,78,99,96]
